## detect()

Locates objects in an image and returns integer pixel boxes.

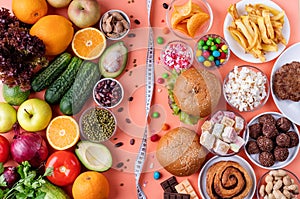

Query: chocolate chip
[163,3,169,9]
[130,138,135,145]
[115,142,124,147]
[128,96,133,101]
[120,183,124,186]
[134,19,140,25]
[126,118,131,123]
[117,107,124,112]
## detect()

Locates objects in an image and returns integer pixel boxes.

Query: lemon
[2,84,30,106]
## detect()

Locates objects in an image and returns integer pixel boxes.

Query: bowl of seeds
[79,106,117,143]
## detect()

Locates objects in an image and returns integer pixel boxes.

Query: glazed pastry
[206,161,252,199]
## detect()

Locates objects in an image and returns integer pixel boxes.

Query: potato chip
[174,22,189,35]
[171,12,188,28]
[187,12,209,37]
[191,3,203,13]
[174,0,192,16]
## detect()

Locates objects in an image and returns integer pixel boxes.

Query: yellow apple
[47,0,72,8]
[0,102,17,133]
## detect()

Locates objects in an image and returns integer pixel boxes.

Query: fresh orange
[72,171,110,199]
[46,116,79,150]
[71,27,106,60]
[30,15,74,56]
[12,0,48,24]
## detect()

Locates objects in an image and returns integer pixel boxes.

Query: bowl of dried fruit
[93,78,124,109]
[99,9,130,40]
[79,106,117,143]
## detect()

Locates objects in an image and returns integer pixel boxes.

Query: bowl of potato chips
[166,0,213,40]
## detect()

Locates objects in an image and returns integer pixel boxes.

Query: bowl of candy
[223,65,270,112]
[195,34,230,69]
[160,40,193,72]
[166,0,213,40]
[200,110,247,157]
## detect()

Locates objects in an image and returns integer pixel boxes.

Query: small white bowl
[93,78,124,109]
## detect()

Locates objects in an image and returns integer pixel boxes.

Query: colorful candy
[153,171,161,180]
[195,34,229,68]
[157,36,164,44]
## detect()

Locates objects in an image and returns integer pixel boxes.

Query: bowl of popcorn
[200,110,247,157]
[257,169,299,199]
[223,65,270,112]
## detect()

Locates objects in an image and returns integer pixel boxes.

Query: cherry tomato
[45,151,81,186]
[0,135,10,163]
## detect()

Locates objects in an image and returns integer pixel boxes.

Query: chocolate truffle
[249,123,262,139]
[246,140,260,154]
[274,146,289,161]
[259,152,275,167]
[286,131,299,147]
[276,133,291,148]
[262,124,279,139]
[276,117,291,132]
[258,114,276,126]
[257,136,274,152]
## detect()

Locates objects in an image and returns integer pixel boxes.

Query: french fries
[227,3,286,62]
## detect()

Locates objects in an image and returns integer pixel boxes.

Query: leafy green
[3,161,53,199]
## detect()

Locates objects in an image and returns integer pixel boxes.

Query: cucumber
[40,180,70,199]
[60,61,100,115]
[31,53,72,92]
[45,56,83,104]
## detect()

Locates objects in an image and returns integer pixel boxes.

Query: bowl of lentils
[79,106,117,143]
[93,78,124,108]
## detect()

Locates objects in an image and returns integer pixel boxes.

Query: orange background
[0,0,300,198]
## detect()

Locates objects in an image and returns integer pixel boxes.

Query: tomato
[45,151,81,186]
[0,135,10,163]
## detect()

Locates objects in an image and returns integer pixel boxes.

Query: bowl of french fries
[224,0,290,63]
[166,0,213,40]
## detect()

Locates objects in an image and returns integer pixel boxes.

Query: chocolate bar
[175,179,199,199]
[160,176,178,193]
[164,192,190,199]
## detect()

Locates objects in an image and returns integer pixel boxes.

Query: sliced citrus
[46,116,80,150]
[71,27,106,60]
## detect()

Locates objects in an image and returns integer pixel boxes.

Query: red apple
[67,0,101,28]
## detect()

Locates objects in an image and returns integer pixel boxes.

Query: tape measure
[134,0,154,198]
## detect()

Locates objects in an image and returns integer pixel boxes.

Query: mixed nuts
[101,10,130,39]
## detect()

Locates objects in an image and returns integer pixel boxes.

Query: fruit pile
[0,0,130,198]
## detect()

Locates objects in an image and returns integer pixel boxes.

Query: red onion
[2,166,20,188]
[10,132,48,168]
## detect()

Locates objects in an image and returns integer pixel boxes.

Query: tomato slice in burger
[45,151,81,186]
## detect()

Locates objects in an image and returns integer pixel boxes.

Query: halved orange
[71,27,106,60]
[46,116,80,150]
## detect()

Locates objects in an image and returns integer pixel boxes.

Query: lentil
[81,107,116,142]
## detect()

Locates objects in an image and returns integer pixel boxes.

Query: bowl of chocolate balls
[244,112,300,169]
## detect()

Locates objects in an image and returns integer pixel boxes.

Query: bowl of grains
[79,106,117,143]
[223,65,270,112]
[93,78,124,108]
[160,40,193,72]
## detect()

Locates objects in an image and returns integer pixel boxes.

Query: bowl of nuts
[93,78,124,108]
[257,169,299,199]
[79,106,117,143]
[99,9,130,40]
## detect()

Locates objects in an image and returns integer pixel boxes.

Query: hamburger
[167,67,221,124]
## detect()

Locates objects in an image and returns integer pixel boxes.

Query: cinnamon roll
[206,161,252,199]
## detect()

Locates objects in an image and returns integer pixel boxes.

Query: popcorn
[224,66,268,111]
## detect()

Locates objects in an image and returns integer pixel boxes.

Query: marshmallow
[200,131,216,150]
[212,123,224,138]
[222,126,237,143]
[230,136,245,152]
[213,139,230,155]
[221,116,235,127]
[201,120,214,133]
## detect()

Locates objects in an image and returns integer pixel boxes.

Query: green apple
[17,98,52,132]
[0,102,17,133]
[75,141,112,172]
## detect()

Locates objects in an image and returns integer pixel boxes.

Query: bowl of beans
[223,65,270,112]
[93,78,124,108]
[79,106,117,143]
[195,34,230,69]
[160,40,193,72]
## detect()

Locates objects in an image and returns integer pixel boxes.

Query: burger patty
[273,61,300,101]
